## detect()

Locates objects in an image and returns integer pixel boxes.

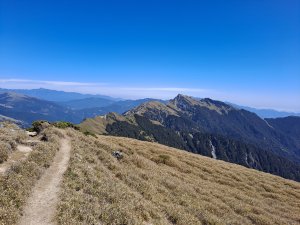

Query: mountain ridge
[80,94,300,181]
[1,88,299,118]
[123,94,299,160]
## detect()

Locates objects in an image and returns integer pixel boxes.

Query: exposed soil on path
[18,135,71,225]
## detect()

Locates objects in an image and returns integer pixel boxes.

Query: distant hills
[0,92,81,126]
[60,97,116,110]
[229,102,300,118]
[1,88,298,118]
[60,98,165,119]
[0,88,119,102]
[80,94,300,181]
[0,90,163,126]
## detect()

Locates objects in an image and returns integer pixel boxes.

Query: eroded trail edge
[18,135,71,225]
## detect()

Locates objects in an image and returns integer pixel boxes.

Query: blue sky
[0,0,299,111]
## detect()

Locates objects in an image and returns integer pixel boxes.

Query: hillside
[0,114,23,126]
[80,95,300,181]
[266,116,300,148]
[1,124,300,224]
[82,95,300,162]
[43,128,300,224]
[0,92,81,126]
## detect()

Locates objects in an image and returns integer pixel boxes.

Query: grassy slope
[0,126,62,225]
[58,129,300,225]
[0,123,27,163]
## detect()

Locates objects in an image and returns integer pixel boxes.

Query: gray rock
[112,151,123,160]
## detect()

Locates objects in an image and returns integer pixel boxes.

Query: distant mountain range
[1,88,300,181]
[228,103,300,118]
[80,94,300,181]
[0,88,119,102]
[0,88,298,118]
[59,97,116,110]
[0,92,81,126]
[0,90,163,126]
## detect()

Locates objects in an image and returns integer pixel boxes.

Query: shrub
[31,120,49,133]
[52,121,79,130]
[83,131,97,138]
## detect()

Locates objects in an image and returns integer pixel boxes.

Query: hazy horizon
[1,79,300,113]
[1,1,299,111]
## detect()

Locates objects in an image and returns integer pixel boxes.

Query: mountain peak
[125,100,178,117]
[171,94,199,107]
[174,94,194,101]
[169,94,234,115]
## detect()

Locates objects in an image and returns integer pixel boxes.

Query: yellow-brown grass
[0,122,27,163]
[58,129,300,225]
[0,127,62,225]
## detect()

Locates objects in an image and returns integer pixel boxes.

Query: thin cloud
[0,79,212,98]
[120,87,211,93]
[0,79,106,86]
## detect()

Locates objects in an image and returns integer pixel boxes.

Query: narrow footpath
[18,136,71,225]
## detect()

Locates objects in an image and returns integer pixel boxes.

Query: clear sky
[0,0,299,111]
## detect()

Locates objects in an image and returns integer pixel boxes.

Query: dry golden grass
[0,126,62,225]
[0,122,27,163]
[58,129,300,225]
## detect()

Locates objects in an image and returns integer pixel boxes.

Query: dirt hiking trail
[18,135,71,225]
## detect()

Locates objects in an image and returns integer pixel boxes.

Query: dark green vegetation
[266,116,300,151]
[52,121,79,130]
[25,121,79,136]
[105,114,300,181]
[81,95,300,181]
